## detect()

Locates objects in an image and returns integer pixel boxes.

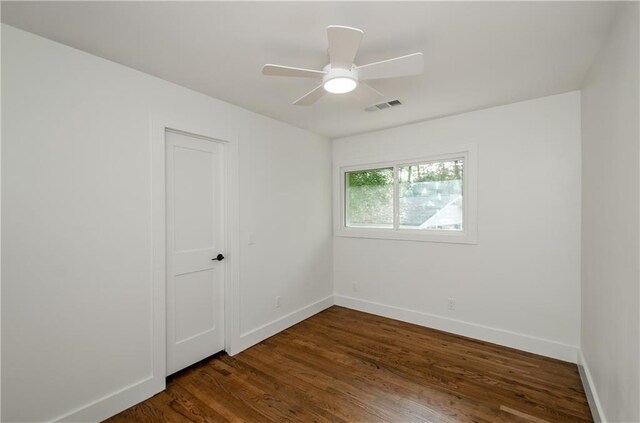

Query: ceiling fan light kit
[262,25,424,106]
[322,66,358,94]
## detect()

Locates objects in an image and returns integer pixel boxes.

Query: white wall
[333,92,582,361]
[236,109,333,350]
[1,25,332,422]
[580,3,639,422]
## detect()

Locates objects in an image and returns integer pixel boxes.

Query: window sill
[334,227,477,244]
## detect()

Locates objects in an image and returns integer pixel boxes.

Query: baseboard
[236,295,334,353]
[577,350,606,423]
[334,295,578,363]
[54,376,164,423]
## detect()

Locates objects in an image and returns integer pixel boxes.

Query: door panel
[166,130,225,376]
[174,269,217,343]
[173,146,215,251]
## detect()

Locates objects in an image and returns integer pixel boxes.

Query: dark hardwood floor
[106,306,592,423]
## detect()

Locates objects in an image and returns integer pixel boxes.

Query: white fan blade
[327,25,364,69]
[293,85,325,106]
[356,53,424,81]
[262,64,326,78]
[353,82,385,107]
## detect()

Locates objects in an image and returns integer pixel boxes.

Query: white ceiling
[2,1,618,139]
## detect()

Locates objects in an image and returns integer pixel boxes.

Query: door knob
[212,253,225,261]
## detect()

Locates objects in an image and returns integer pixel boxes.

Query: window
[336,147,476,243]
[345,167,393,228]
[398,159,463,231]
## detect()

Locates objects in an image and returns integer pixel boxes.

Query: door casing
[151,113,240,393]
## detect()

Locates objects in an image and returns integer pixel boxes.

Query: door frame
[150,112,240,391]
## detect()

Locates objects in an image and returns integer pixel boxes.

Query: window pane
[345,167,393,228]
[398,159,463,231]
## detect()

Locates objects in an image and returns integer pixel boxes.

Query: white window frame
[334,144,477,244]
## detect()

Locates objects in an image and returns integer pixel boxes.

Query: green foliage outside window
[348,168,393,187]
[346,168,393,227]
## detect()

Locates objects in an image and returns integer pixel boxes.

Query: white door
[166,130,225,376]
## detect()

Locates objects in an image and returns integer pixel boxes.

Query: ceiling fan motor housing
[322,64,358,93]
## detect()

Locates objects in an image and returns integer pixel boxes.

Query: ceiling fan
[262,25,424,106]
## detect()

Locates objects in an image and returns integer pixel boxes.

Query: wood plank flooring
[106,306,592,423]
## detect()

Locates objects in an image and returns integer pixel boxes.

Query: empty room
[1,1,639,422]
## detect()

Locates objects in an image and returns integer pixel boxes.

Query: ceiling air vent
[364,99,403,112]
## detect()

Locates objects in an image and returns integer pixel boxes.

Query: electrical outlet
[275,296,281,308]
[352,281,358,292]
[448,298,456,311]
